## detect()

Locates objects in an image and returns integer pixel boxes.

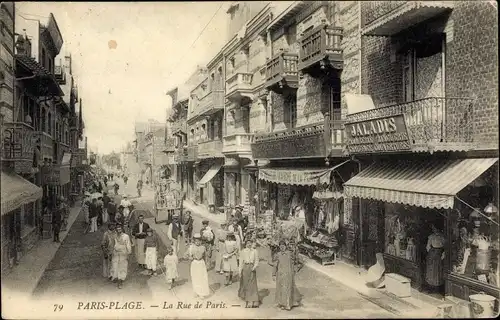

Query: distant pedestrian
[144,228,160,276]
[102,224,116,280]
[107,198,117,224]
[168,215,183,255]
[120,195,132,219]
[114,182,119,195]
[273,240,302,311]
[102,192,111,223]
[104,176,108,186]
[164,247,179,290]
[228,218,243,249]
[89,198,99,233]
[111,225,132,289]
[182,211,194,244]
[214,224,227,274]
[185,233,211,299]
[238,240,260,308]
[200,220,215,269]
[223,232,238,286]
[123,176,128,185]
[132,214,149,268]
[97,197,104,227]
[52,205,62,243]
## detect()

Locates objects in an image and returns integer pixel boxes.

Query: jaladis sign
[345,114,411,154]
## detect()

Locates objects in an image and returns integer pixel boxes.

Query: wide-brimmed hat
[202,219,209,225]
[193,233,201,239]
[146,228,153,232]
[226,231,234,236]
[235,204,244,209]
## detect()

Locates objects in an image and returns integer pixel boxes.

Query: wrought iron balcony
[189,89,225,121]
[222,133,254,158]
[252,123,331,160]
[326,120,347,157]
[54,65,66,85]
[265,51,299,93]
[361,1,455,36]
[225,73,253,101]
[298,24,343,75]
[197,139,223,159]
[345,97,476,154]
[2,122,37,174]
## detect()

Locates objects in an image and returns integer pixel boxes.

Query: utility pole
[151,133,157,218]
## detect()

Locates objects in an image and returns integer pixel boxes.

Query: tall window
[41,109,46,132]
[324,79,341,122]
[286,24,297,47]
[285,93,297,129]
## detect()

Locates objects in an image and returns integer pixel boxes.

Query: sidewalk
[182,200,447,317]
[2,202,83,302]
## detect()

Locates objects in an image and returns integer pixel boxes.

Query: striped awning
[344,158,498,209]
[1,171,43,215]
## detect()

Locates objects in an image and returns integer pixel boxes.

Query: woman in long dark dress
[273,240,302,311]
[238,240,259,308]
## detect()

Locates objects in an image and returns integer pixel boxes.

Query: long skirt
[425,247,444,286]
[145,247,157,271]
[190,260,211,298]
[238,264,259,303]
[275,274,301,309]
[135,238,146,264]
[103,256,112,278]
[102,208,109,224]
[111,253,128,280]
[223,255,238,273]
[165,261,179,283]
[214,249,224,272]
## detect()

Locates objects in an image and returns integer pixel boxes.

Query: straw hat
[193,233,201,239]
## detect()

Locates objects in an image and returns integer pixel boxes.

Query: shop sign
[345,114,411,154]
[259,168,331,185]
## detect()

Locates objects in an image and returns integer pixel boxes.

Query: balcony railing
[189,89,225,120]
[346,97,475,152]
[222,133,254,156]
[197,139,223,159]
[225,73,253,101]
[299,24,343,73]
[328,120,347,156]
[265,52,299,92]
[361,1,455,36]
[54,65,66,85]
[2,122,36,162]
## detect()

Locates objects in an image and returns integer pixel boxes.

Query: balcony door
[402,34,446,142]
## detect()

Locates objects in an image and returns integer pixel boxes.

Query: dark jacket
[107,202,117,215]
[52,209,62,225]
[89,203,99,218]
[132,222,150,239]
[102,195,111,207]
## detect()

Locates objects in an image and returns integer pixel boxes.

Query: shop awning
[344,158,498,209]
[198,163,222,186]
[1,171,43,215]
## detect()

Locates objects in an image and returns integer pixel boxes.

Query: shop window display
[384,204,420,262]
[450,185,499,288]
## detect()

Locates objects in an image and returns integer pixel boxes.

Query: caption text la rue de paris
[77,300,227,310]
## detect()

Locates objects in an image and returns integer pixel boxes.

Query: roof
[15,55,64,96]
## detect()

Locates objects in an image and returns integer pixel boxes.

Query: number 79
[53,304,63,312]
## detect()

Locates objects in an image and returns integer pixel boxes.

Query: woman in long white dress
[185,233,211,298]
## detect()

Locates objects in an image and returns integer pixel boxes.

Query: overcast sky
[16,2,230,154]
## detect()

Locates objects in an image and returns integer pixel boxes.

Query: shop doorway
[360,199,385,268]
[419,209,446,297]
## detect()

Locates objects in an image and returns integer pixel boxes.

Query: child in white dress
[164,247,179,289]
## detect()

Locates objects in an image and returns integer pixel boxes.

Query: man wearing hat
[107,197,117,225]
[132,214,149,268]
[167,214,183,255]
[120,195,132,219]
[234,204,244,221]
[200,220,215,269]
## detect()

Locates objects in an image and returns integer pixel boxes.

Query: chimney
[15,32,32,57]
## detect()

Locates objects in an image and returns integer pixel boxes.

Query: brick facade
[0,2,14,123]
[360,2,498,146]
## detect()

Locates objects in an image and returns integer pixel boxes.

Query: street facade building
[2,5,88,274]
[340,0,499,305]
